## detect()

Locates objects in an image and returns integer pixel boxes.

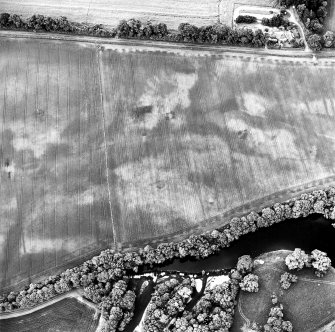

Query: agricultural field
[0,38,113,292]
[0,0,219,29]
[232,251,335,332]
[2,36,335,293]
[101,48,335,245]
[0,298,99,331]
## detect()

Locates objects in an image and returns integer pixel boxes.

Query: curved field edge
[1,186,335,313]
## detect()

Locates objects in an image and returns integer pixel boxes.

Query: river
[160,214,335,273]
[3,214,335,331]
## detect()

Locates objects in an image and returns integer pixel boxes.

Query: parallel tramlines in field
[228,57,266,199]
[205,58,244,205]
[254,60,291,191]
[100,49,335,244]
[0,39,113,291]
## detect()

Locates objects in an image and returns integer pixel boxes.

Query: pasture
[0,0,219,29]
[0,298,99,331]
[2,36,335,292]
[231,250,335,332]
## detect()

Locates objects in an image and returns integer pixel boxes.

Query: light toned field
[0,0,219,29]
[0,298,99,331]
[232,251,335,332]
[2,36,335,292]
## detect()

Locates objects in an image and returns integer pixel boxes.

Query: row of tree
[0,12,268,47]
[261,13,290,28]
[1,187,335,316]
[236,15,258,24]
[285,248,332,277]
[1,9,334,50]
[307,30,335,50]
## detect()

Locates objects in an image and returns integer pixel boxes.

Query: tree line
[0,13,267,47]
[1,187,335,329]
[1,6,335,50]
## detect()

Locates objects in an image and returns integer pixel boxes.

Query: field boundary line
[96,48,117,248]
